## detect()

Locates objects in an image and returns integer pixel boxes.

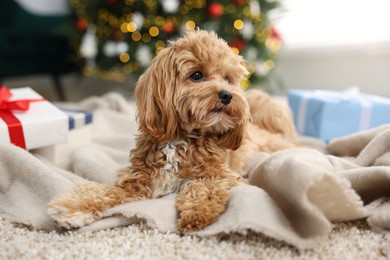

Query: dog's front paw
[47,183,120,229]
[47,202,101,229]
[176,181,232,233]
[177,211,219,233]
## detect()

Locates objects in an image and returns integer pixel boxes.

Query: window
[274,0,390,49]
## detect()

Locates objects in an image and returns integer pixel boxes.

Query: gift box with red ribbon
[0,86,68,149]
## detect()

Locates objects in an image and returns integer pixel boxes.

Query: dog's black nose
[218,90,232,105]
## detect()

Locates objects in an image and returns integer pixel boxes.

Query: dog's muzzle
[218,90,233,105]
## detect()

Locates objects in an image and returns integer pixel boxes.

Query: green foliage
[71,0,281,89]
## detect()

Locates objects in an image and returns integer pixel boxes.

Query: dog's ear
[216,121,247,150]
[135,47,179,142]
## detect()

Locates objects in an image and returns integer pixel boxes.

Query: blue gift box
[288,88,390,141]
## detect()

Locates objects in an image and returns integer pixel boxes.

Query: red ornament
[233,0,246,4]
[207,2,224,18]
[269,27,282,42]
[228,38,247,51]
[75,18,88,31]
[163,21,175,34]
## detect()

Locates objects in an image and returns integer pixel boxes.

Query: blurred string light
[233,19,244,30]
[70,0,282,88]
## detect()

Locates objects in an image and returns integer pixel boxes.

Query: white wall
[273,0,390,97]
[274,42,390,97]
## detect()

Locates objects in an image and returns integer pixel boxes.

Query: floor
[2,73,135,102]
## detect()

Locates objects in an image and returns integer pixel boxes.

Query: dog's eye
[224,76,229,82]
[190,71,204,82]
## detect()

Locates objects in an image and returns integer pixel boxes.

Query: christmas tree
[70,0,282,90]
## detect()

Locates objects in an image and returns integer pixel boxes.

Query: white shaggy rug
[1,215,389,259]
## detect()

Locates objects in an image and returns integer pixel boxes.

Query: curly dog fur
[48,30,298,232]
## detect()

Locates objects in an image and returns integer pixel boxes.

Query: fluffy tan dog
[48,30,298,232]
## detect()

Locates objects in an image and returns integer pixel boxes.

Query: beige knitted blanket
[0,93,389,249]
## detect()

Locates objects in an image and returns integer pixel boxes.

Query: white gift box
[60,108,93,130]
[0,87,68,149]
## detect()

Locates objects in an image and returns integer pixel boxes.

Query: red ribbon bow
[0,86,45,149]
